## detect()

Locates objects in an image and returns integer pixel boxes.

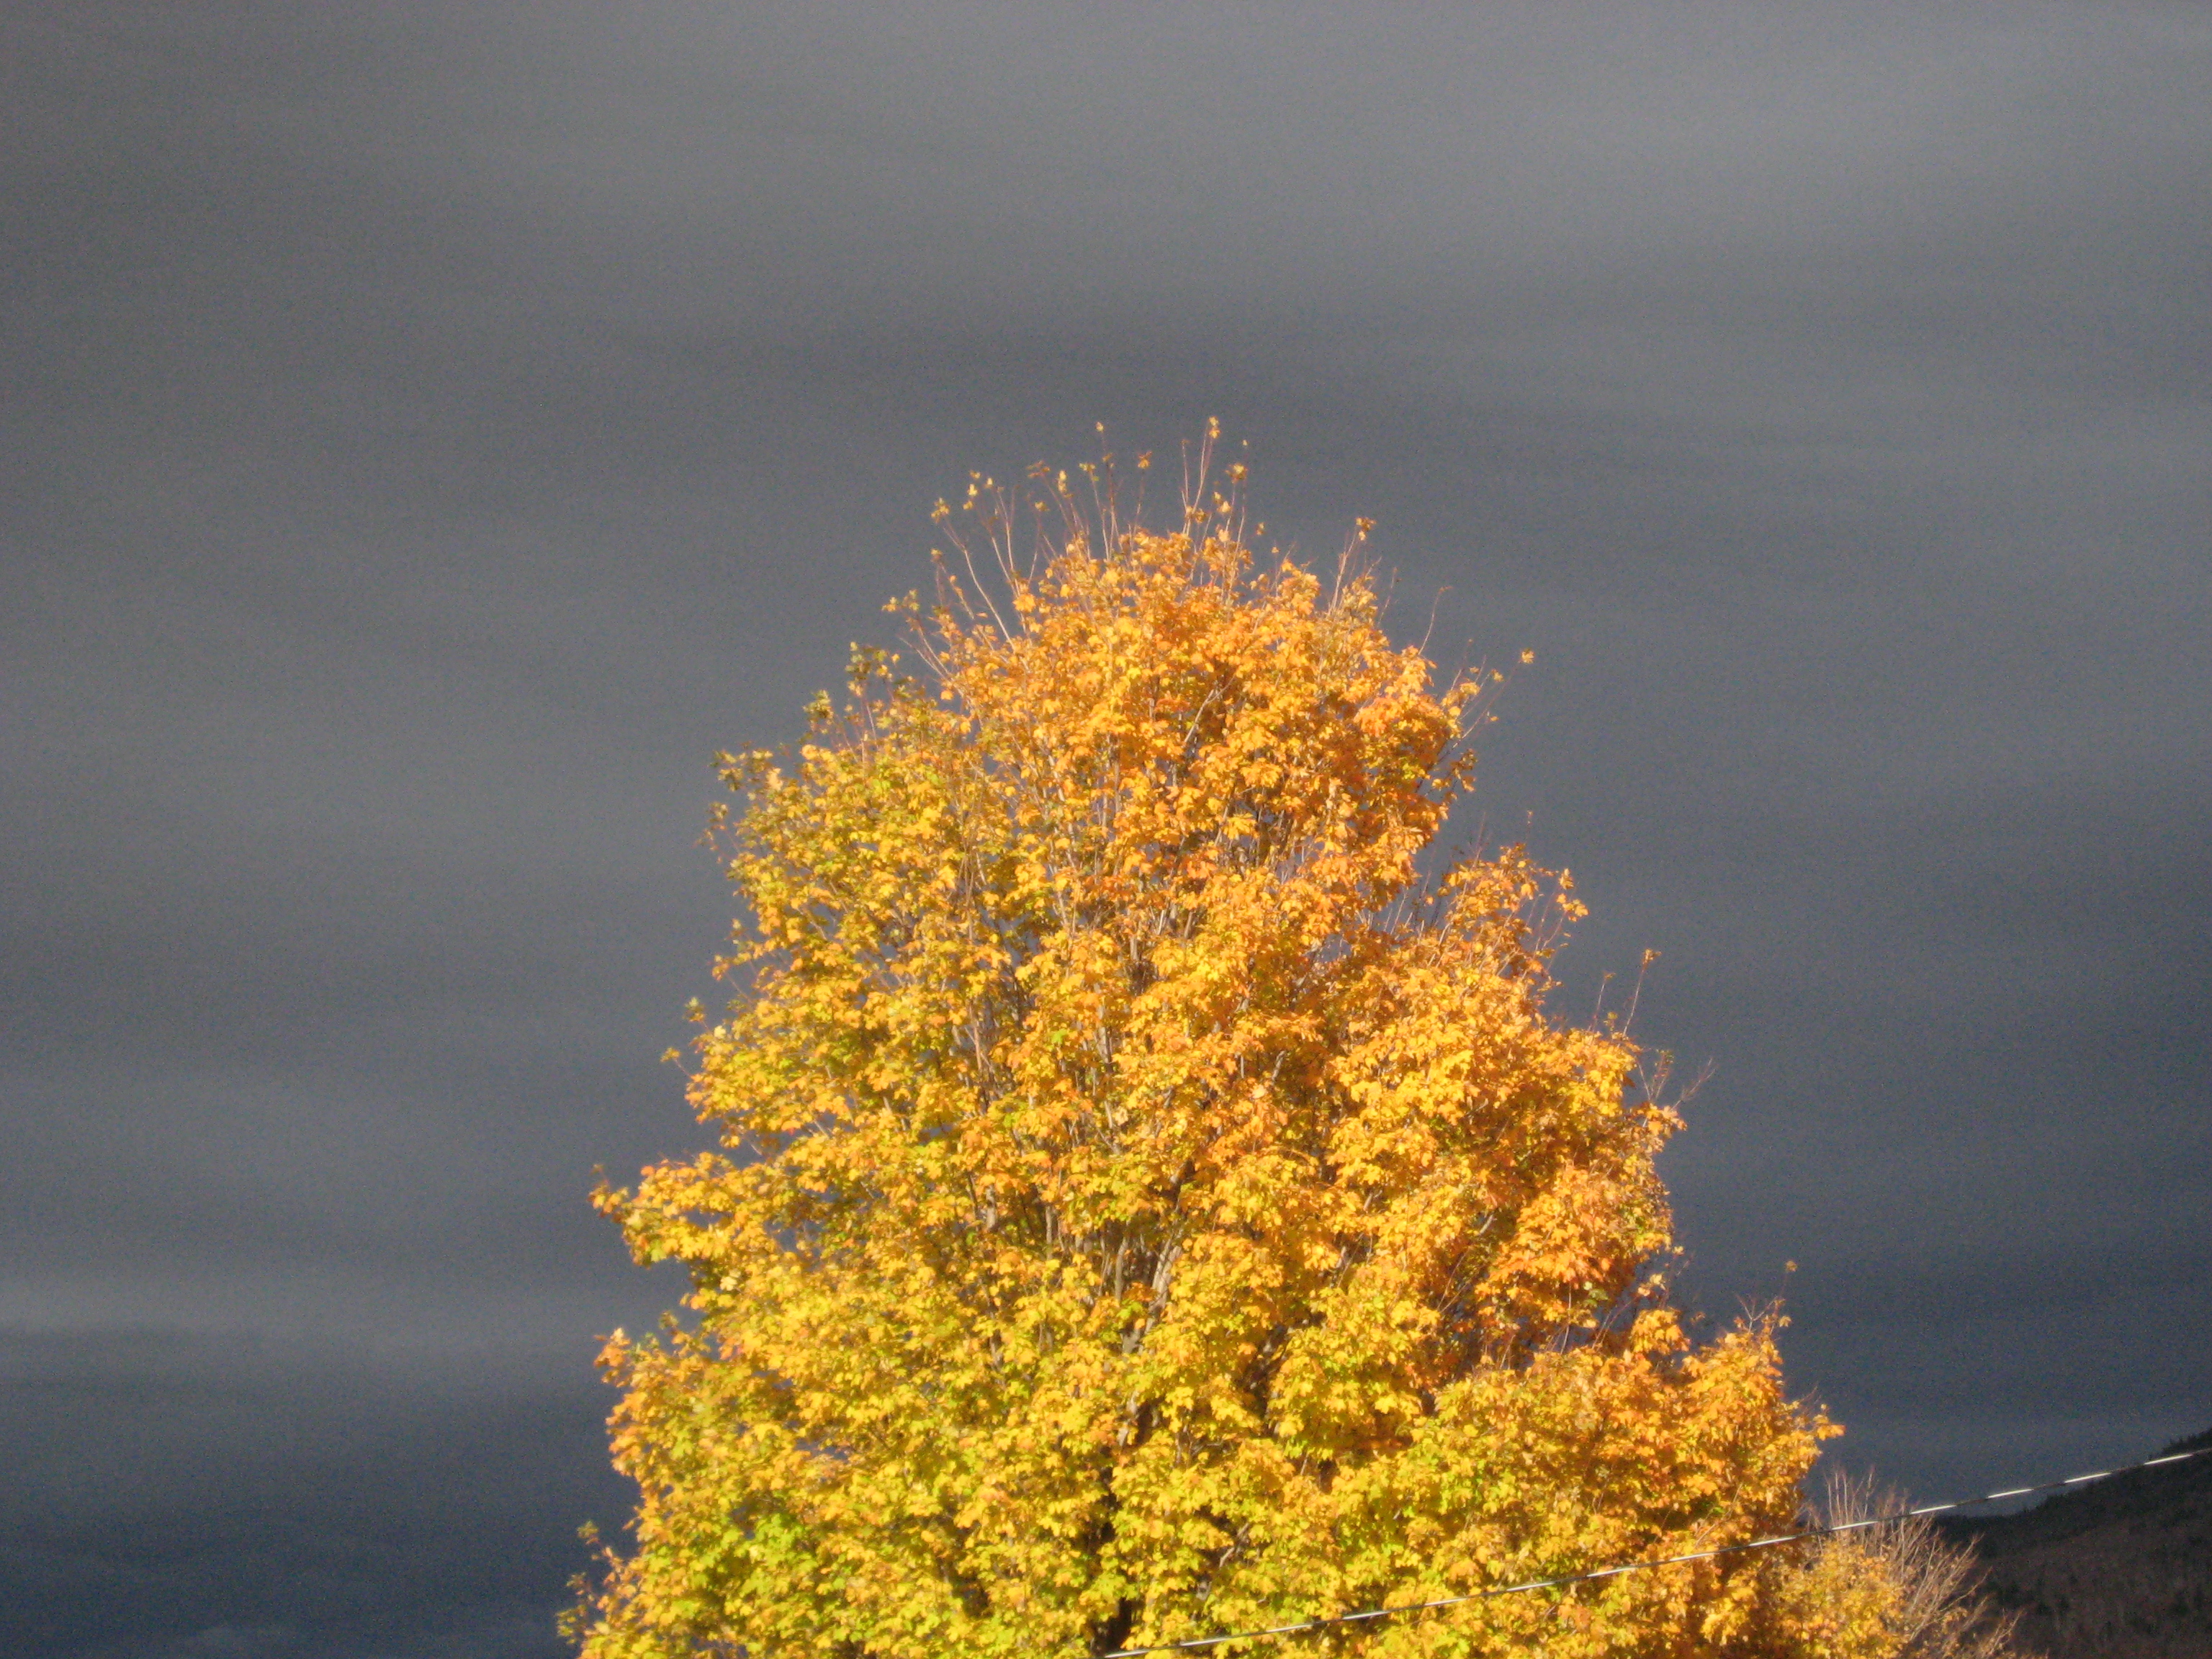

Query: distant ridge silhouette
[1943,1427,2212,1658]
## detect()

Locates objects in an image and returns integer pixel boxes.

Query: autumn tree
[572,437,1899,1657]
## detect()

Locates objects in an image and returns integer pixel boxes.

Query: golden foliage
[1785,1476,2027,1659]
[570,444,1894,1657]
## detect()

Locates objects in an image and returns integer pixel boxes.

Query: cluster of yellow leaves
[572,481,1896,1657]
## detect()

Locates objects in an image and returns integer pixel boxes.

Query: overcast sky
[6,5,2208,1655]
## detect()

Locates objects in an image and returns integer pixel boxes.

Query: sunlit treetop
[570,428,1897,1659]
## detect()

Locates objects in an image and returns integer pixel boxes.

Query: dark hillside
[1941,1429,2212,1659]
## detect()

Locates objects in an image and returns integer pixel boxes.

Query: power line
[1100,1444,2208,1657]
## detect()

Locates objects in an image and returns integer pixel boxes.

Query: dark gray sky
[6,5,2208,1655]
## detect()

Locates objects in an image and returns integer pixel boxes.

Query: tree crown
[574,440,1876,1659]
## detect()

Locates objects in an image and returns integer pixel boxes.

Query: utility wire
[1100,1444,2207,1657]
